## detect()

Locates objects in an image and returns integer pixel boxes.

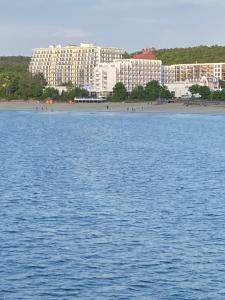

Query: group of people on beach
[36,106,54,112]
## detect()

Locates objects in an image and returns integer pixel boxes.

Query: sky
[1,0,225,55]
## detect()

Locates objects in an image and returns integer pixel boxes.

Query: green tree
[212,89,225,100]
[112,82,127,101]
[160,86,172,99]
[60,87,89,101]
[145,80,161,100]
[42,87,59,99]
[129,85,146,100]
[198,86,211,99]
[189,85,201,98]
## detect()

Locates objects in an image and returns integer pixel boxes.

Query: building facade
[29,43,123,88]
[163,63,225,84]
[165,76,219,99]
[162,65,176,84]
[94,59,162,96]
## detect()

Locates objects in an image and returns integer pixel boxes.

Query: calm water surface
[1,110,225,299]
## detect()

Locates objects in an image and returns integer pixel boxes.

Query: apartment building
[162,65,176,84]
[29,43,123,88]
[163,63,225,84]
[94,59,162,96]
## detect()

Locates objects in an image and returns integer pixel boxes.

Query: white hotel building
[163,63,225,84]
[29,43,123,88]
[94,59,162,97]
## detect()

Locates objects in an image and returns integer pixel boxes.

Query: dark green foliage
[145,81,172,101]
[198,86,211,99]
[0,56,30,73]
[145,80,161,100]
[0,56,45,99]
[0,55,90,100]
[129,85,145,100]
[111,81,172,102]
[60,87,89,101]
[42,87,59,100]
[112,82,127,101]
[127,45,225,65]
[157,45,225,64]
[211,90,225,100]
[160,86,172,99]
[189,85,201,97]
[188,84,211,99]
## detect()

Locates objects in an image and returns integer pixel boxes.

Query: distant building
[94,59,162,97]
[29,43,123,88]
[165,76,220,98]
[163,63,225,84]
[162,65,176,84]
[132,48,156,60]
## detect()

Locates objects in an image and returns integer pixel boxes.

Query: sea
[1,110,225,299]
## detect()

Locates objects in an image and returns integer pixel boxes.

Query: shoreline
[1,100,225,114]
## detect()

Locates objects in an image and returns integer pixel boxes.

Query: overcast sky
[1,0,225,55]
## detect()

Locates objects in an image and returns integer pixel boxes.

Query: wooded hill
[1,45,225,72]
[0,56,30,72]
[124,45,225,65]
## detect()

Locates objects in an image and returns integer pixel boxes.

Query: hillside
[124,45,225,65]
[0,56,30,73]
[2,46,225,69]
[156,45,225,65]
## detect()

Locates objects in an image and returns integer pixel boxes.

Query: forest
[124,45,225,64]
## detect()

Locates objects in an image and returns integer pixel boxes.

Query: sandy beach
[1,100,225,114]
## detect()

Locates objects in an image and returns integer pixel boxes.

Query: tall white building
[29,43,123,88]
[94,59,162,96]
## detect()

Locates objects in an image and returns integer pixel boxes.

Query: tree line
[189,85,225,100]
[111,81,172,101]
[0,57,89,100]
[0,71,89,100]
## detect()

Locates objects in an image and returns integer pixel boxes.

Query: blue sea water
[1,110,225,299]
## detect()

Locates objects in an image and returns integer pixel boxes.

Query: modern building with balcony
[163,63,225,84]
[29,43,123,88]
[94,59,162,97]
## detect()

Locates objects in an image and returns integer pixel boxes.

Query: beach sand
[1,100,225,114]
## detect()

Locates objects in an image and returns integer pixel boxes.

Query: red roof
[132,49,156,60]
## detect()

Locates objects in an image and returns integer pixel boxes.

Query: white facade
[94,59,162,96]
[165,76,219,98]
[162,65,176,84]
[29,43,123,88]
